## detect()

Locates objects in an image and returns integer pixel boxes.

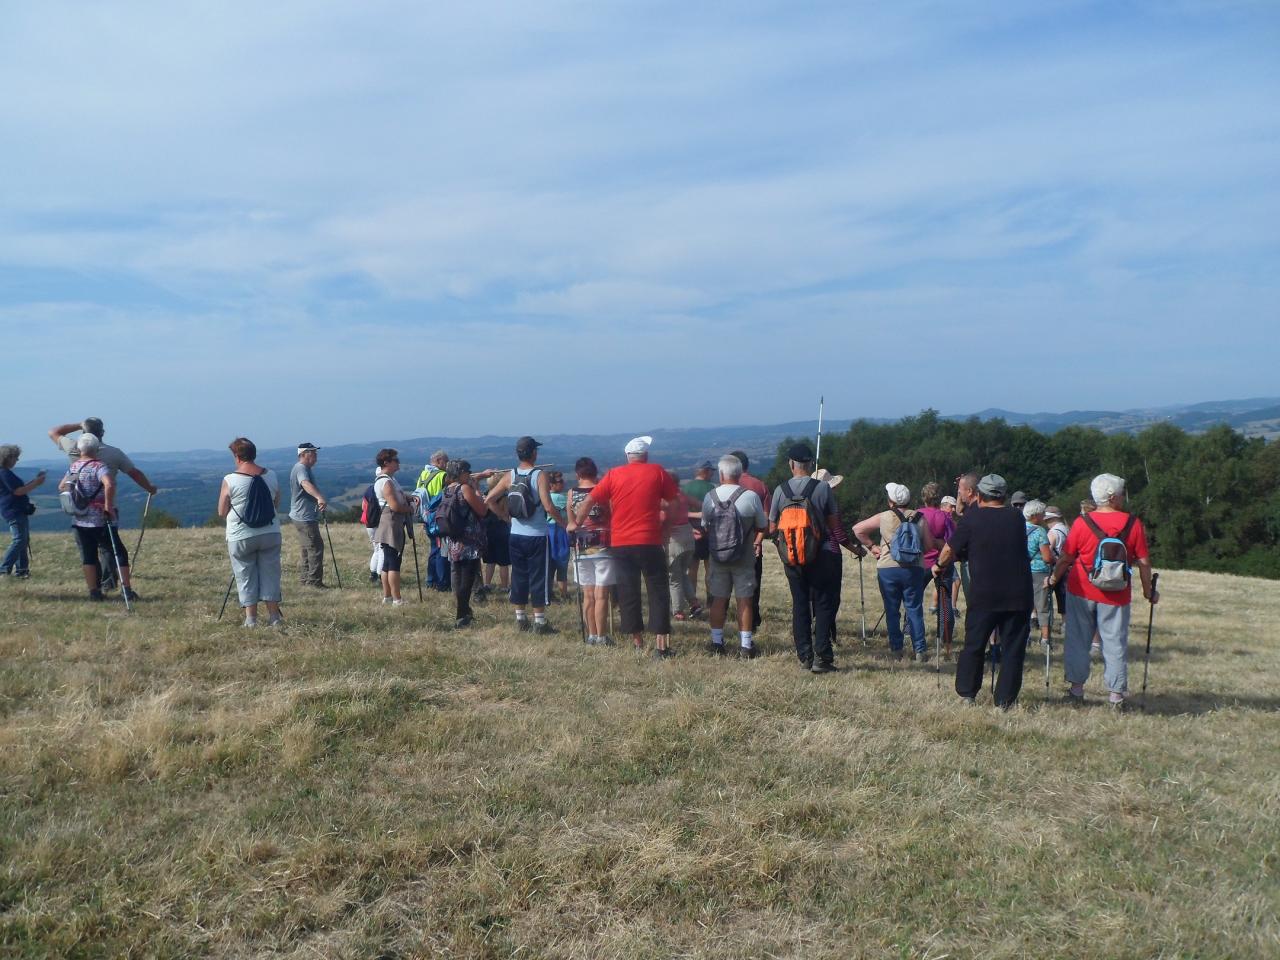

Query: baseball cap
[1009,489,1028,506]
[297,442,320,454]
[624,436,653,455]
[515,436,542,458]
[941,495,957,507]
[978,474,1008,498]
[786,442,815,462]
[697,459,715,471]
[885,482,910,505]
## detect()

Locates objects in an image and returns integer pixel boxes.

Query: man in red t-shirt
[1047,473,1159,710]
[578,436,679,657]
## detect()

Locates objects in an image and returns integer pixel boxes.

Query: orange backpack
[774,478,826,567]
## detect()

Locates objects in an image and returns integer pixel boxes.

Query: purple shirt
[919,506,954,568]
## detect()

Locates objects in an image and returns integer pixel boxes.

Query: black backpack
[506,469,539,521]
[434,483,471,540]
[232,471,276,529]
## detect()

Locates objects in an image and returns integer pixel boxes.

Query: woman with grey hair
[1023,499,1053,646]
[1047,473,1159,710]
[0,445,46,578]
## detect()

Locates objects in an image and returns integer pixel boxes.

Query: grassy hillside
[2,529,1277,958]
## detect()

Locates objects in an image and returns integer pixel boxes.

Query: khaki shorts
[707,556,756,599]
[574,550,615,587]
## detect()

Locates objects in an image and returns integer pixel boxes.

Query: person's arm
[49,423,81,449]
[575,477,609,524]
[462,482,488,518]
[271,474,281,508]
[1038,541,1053,566]
[483,471,511,508]
[931,542,955,578]
[1136,556,1158,604]
[14,471,47,495]
[300,473,327,512]
[828,513,865,556]
[852,513,882,556]
[538,471,567,526]
[386,481,412,515]
[102,472,117,520]
[125,466,158,496]
[217,478,231,518]
[752,500,768,556]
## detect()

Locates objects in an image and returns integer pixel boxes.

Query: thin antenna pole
[815,396,825,468]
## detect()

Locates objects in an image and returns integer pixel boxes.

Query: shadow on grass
[1136,690,1280,716]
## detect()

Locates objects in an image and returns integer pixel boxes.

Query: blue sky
[2,0,1277,456]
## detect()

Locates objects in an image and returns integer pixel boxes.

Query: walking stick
[935,574,943,688]
[1045,578,1053,698]
[858,553,867,645]
[573,547,586,642]
[321,509,342,588]
[217,572,236,621]
[106,521,132,614]
[1140,572,1160,711]
[814,395,824,468]
[132,493,152,572]
[406,518,423,601]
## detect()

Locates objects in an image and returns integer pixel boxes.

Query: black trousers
[612,544,671,635]
[451,558,481,619]
[782,549,841,666]
[955,607,1030,706]
[751,554,764,629]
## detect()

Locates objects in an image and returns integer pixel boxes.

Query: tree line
[765,410,1280,580]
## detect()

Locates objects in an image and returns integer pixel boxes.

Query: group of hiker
[1,420,1159,709]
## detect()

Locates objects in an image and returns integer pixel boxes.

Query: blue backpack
[233,471,276,529]
[888,508,924,565]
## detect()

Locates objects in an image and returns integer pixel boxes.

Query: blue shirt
[0,468,31,522]
[1026,522,1051,573]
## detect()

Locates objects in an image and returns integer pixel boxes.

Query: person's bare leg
[265,601,283,622]
[244,601,259,624]
[736,597,753,632]
[81,564,99,591]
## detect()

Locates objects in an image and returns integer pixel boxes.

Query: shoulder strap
[710,489,724,507]
[1082,514,1107,540]
[727,487,746,505]
[1118,514,1137,542]
[801,477,819,500]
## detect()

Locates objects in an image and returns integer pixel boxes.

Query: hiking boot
[123,588,140,602]
[961,696,977,707]
[800,657,814,671]
[597,635,616,647]
[707,642,727,657]
[810,661,836,674]
[455,616,472,629]
[532,621,557,636]
[1064,691,1085,707]
[88,589,105,602]
[516,618,531,632]
[737,645,760,661]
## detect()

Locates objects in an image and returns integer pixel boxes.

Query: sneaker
[1109,696,1127,713]
[737,645,760,661]
[516,618,531,632]
[913,651,927,664]
[88,589,105,602]
[455,616,472,629]
[243,617,258,628]
[706,642,727,657]
[597,635,616,647]
[810,661,836,674]
[961,696,977,706]
[800,657,814,671]
[123,588,140,602]
[14,572,30,580]
[391,599,408,606]
[653,647,676,660]
[266,615,285,628]
[1064,691,1085,707]
[532,621,557,635]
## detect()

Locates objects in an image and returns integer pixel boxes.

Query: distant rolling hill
[21,396,1277,530]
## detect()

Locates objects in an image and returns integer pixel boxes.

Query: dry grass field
[2,526,1278,959]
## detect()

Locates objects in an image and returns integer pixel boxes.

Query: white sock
[534,612,547,624]
[740,631,753,649]
[515,610,527,622]
[710,628,724,645]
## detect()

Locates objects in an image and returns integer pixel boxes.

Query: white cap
[624,436,652,455]
[941,495,957,507]
[885,482,910,506]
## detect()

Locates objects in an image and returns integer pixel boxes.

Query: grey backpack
[706,488,748,563]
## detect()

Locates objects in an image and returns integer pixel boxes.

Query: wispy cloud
[1,1,1276,452]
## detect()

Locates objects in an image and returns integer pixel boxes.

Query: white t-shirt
[224,470,281,541]
[704,484,768,537]
[60,436,136,476]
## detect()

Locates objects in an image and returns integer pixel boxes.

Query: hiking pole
[1140,572,1160,711]
[1045,579,1053,699]
[573,548,586,643]
[217,573,235,621]
[406,518,423,601]
[131,493,152,572]
[934,574,943,688]
[106,521,132,614]
[814,395,824,469]
[858,554,867,645]
[321,509,343,588]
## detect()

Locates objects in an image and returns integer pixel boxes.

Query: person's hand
[870,545,882,559]
[754,541,763,558]
[317,497,328,512]
[1145,586,1160,605]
